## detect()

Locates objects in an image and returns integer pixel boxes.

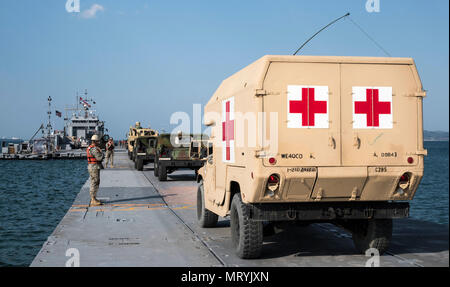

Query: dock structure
[31,151,449,267]
[0,151,86,160]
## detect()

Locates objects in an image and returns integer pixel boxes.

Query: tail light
[398,172,411,190]
[269,157,277,165]
[399,173,409,184]
[407,157,414,164]
[265,174,280,197]
[268,174,279,184]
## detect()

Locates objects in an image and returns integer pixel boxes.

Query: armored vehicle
[153,132,209,181]
[133,129,159,171]
[196,55,426,258]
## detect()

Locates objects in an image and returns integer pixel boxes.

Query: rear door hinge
[405,90,426,97]
[255,89,266,97]
[255,89,280,97]
[255,150,267,158]
[406,150,428,156]
[415,150,428,156]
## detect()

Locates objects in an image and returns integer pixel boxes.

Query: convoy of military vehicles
[126,122,159,170]
[126,123,209,176]
[124,55,426,260]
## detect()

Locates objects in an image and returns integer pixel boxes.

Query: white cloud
[80,4,104,19]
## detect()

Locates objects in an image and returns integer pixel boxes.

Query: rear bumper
[158,159,205,168]
[252,165,424,202]
[249,201,409,221]
[136,154,155,161]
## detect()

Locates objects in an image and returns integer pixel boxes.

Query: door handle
[328,136,336,149]
[353,136,361,149]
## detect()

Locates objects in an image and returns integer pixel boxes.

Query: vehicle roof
[207,55,416,105]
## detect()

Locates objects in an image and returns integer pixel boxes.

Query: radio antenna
[347,16,391,57]
[293,12,350,55]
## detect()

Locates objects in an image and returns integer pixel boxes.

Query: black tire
[153,160,159,176]
[158,165,167,181]
[136,158,144,171]
[197,182,218,228]
[352,219,392,255]
[230,193,263,259]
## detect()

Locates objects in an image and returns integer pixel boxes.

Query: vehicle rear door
[340,63,420,166]
[262,62,341,167]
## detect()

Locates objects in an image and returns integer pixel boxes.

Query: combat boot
[90,198,102,206]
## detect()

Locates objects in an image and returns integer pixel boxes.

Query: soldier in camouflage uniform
[87,134,104,206]
[105,138,115,168]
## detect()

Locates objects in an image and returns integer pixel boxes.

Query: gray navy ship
[1,90,108,159]
[64,89,107,149]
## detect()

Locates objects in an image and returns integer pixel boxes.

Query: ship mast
[46,96,53,138]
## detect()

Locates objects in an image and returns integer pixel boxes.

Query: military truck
[196,55,426,259]
[133,129,159,171]
[153,132,209,181]
[126,122,148,161]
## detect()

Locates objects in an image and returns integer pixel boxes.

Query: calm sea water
[410,141,449,225]
[0,160,87,267]
[0,141,448,267]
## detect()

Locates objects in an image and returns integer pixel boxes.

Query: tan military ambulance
[197,55,426,259]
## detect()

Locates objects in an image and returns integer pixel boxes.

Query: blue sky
[0,0,448,139]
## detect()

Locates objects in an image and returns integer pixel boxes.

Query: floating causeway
[31,151,449,267]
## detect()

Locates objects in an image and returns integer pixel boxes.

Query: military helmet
[91,134,100,141]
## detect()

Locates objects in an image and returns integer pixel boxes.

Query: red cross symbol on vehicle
[222,101,234,161]
[355,88,391,127]
[289,87,327,127]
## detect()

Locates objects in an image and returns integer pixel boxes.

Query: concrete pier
[31,151,449,267]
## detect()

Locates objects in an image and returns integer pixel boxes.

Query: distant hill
[424,130,449,141]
